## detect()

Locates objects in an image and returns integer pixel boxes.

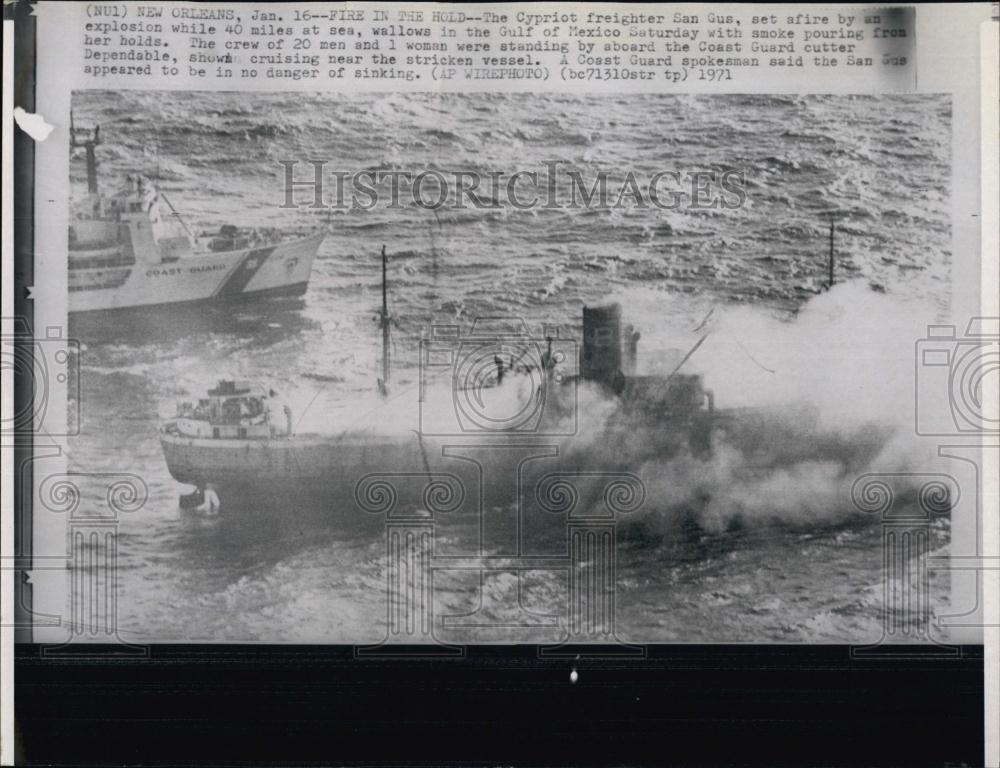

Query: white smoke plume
[600,281,946,533]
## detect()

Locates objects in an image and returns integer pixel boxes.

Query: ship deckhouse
[172,380,291,440]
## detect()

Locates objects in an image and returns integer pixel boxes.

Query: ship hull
[160,430,463,513]
[69,281,310,338]
[158,425,683,516]
[69,230,324,314]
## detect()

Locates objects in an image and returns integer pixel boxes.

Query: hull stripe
[212,246,276,297]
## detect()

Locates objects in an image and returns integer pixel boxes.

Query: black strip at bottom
[14,644,984,767]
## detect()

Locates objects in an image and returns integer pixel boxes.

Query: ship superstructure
[168,380,292,441]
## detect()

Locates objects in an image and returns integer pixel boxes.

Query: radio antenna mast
[158,189,197,242]
[827,219,836,290]
[70,110,101,195]
[377,244,391,397]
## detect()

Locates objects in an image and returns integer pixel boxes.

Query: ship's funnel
[581,303,620,382]
[580,303,639,390]
[581,303,640,389]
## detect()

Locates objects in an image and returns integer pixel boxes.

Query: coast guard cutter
[68,118,325,315]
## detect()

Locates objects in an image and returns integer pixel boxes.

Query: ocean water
[65,91,954,643]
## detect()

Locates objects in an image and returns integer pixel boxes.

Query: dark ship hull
[159,422,702,516]
[161,429,445,512]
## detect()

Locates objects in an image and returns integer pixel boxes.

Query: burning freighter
[159,248,717,513]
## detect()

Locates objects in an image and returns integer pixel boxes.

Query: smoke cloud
[601,281,945,532]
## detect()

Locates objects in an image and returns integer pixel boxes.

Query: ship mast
[827,219,836,289]
[377,244,391,397]
[70,111,101,195]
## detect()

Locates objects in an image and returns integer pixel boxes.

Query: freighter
[68,119,325,316]
[159,247,717,512]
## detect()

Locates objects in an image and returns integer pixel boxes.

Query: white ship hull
[69,230,324,314]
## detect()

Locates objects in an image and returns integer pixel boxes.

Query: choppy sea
[65,91,954,643]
